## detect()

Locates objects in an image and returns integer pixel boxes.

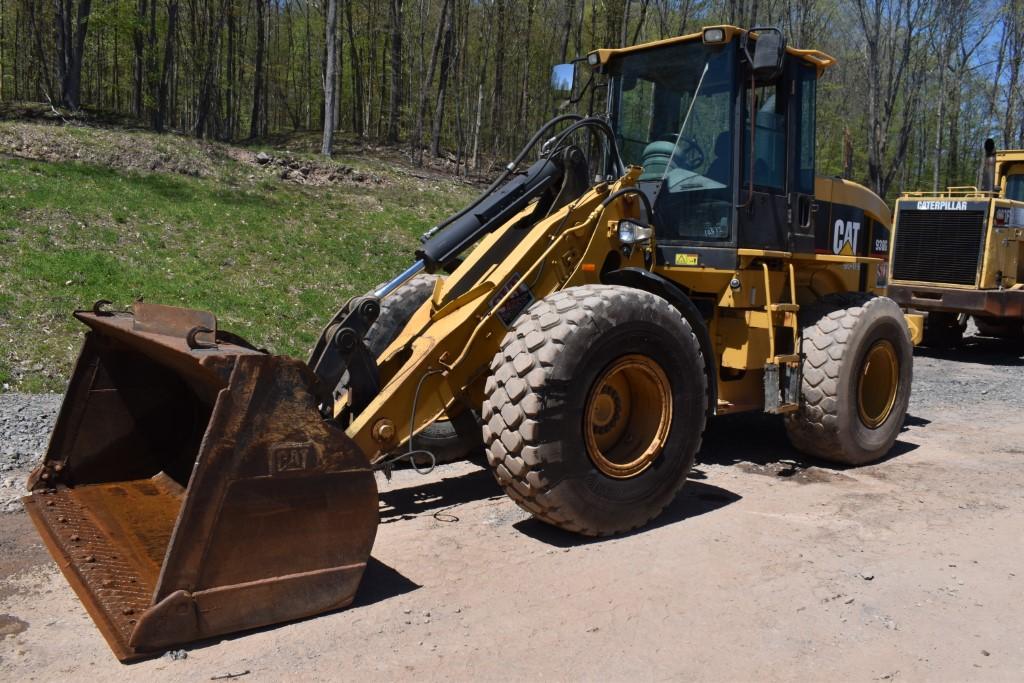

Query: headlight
[587,52,600,66]
[618,220,654,245]
[703,28,726,44]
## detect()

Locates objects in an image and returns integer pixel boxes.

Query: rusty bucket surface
[23,303,379,661]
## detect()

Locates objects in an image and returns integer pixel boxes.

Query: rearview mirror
[746,27,786,84]
[551,63,575,95]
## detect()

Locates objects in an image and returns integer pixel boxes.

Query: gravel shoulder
[1,334,1023,681]
[0,394,59,514]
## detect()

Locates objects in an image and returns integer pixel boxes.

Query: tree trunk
[386,0,404,143]
[490,0,506,153]
[345,0,363,136]
[471,80,482,170]
[0,0,6,102]
[429,1,454,158]
[54,0,93,110]
[414,0,448,163]
[154,0,177,132]
[604,0,625,48]
[304,0,312,130]
[932,56,947,192]
[195,1,226,139]
[322,0,338,156]
[333,16,342,134]
[147,0,157,121]
[225,0,236,139]
[131,0,145,116]
[250,0,267,139]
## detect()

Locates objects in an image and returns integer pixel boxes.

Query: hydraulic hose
[599,187,654,221]
[545,117,626,179]
[421,114,585,241]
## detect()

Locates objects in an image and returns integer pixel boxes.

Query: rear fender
[602,267,718,416]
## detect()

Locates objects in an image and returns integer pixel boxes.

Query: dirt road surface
[2,332,1023,681]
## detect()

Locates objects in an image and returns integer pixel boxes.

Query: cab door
[788,62,817,253]
[736,77,790,250]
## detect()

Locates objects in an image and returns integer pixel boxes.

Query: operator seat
[638,140,677,181]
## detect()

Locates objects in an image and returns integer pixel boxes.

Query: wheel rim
[584,354,672,479]
[857,340,900,429]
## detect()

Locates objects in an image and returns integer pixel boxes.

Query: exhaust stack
[980,138,997,192]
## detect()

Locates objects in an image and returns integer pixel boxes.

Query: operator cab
[1004,167,1024,202]
[588,26,829,267]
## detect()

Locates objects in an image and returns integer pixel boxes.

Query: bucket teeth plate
[24,476,184,657]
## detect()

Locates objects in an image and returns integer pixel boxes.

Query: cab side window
[741,83,787,191]
[795,64,817,194]
[1006,173,1024,202]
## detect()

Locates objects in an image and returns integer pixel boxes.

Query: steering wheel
[656,134,705,171]
[672,135,705,171]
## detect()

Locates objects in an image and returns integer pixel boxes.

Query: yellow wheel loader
[24,25,920,661]
[889,140,1024,346]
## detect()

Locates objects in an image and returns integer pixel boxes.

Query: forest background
[1,0,1023,202]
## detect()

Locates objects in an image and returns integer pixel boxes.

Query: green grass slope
[0,121,476,391]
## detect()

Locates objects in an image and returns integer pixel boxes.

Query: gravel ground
[0,394,60,513]
[3,328,1024,680]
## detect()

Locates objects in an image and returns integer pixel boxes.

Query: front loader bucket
[22,303,378,661]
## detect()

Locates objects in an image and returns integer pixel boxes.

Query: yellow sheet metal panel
[716,368,765,414]
[717,315,771,370]
[903,313,924,346]
[816,176,891,228]
[716,270,786,309]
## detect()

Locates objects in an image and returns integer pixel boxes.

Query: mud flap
[23,303,378,661]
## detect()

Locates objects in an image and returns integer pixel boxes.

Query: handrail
[901,186,997,199]
[788,47,836,70]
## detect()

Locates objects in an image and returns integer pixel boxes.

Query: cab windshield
[609,41,736,242]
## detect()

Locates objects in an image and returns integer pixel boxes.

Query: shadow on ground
[915,334,1024,367]
[378,467,503,524]
[512,480,741,548]
[351,557,422,607]
[373,408,926,550]
[696,412,920,472]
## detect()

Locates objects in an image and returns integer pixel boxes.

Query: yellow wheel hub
[857,340,900,429]
[584,354,672,479]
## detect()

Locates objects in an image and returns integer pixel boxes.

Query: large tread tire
[785,293,913,466]
[482,285,708,536]
[364,274,440,357]
[364,274,481,464]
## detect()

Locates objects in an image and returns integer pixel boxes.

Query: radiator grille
[892,209,986,286]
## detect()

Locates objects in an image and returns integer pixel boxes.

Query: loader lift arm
[308,117,626,448]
